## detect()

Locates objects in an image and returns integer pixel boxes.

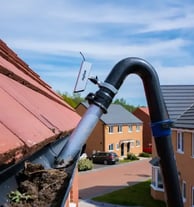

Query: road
[78,158,151,200]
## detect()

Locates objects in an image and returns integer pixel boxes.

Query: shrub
[126,153,139,161]
[78,158,93,171]
[139,152,151,157]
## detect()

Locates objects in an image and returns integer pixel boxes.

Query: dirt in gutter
[2,162,68,207]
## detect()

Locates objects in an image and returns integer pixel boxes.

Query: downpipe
[55,57,183,207]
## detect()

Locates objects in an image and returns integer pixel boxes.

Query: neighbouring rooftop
[161,85,194,129]
[133,107,150,116]
[79,102,142,125]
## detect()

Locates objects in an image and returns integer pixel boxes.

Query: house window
[192,133,194,157]
[108,144,114,151]
[177,131,184,153]
[130,140,135,148]
[182,181,186,202]
[136,140,141,147]
[151,166,164,191]
[118,125,122,133]
[128,124,132,132]
[116,143,120,150]
[192,187,194,207]
[108,125,114,134]
[136,124,140,132]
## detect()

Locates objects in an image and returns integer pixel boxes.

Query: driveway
[78,158,151,200]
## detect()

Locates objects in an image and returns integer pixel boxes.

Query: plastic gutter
[0,135,78,207]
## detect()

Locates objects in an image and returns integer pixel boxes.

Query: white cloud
[156,65,194,84]
[6,37,188,62]
[34,65,80,79]
[1,0,194,105]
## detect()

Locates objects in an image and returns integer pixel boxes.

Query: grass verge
[92,180,166,207]
[118,159,133,164]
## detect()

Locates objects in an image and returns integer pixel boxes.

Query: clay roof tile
[0,39,80,167]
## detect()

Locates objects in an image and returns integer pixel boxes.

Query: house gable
[133,107,152,153]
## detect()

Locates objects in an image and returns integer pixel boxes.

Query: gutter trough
[0,136,78,207]
[0,57,183,207]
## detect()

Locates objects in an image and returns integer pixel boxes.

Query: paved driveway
[78,158,151,200]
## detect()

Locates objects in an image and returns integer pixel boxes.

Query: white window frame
[151,166,164,192]
[192,133,194,158]
[108,125,114,134]
[128,124,132,132]
[116,143,120,150]
[118,125,123,133]
[108,143,114,151]
[177,131,184,153]
[182,181,186,203]
[130,140,135,148]
[192,187,194,207]
[136,140,141,147]
[136,124,140,132]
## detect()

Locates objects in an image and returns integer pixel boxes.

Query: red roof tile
[0,122,24,163]
[0,40,73,110]
[0,39,80,166]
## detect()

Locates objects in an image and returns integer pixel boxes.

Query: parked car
[91,152,119,165]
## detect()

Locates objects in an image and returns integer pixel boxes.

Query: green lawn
[92,180,166,207]
[118,159,133,164]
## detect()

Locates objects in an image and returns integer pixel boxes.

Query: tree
[57,91,138,112]
[113,98,136,112]
[57,91,84,108]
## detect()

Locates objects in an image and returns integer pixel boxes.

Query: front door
[127,142,130,153]
[121,143,124,156]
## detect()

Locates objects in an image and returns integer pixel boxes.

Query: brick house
[0,40,80,207]
[133,107,152,153]
[151,85,194,207]
[76,102,143,157]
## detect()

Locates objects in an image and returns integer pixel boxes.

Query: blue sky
[1,0,194,106]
